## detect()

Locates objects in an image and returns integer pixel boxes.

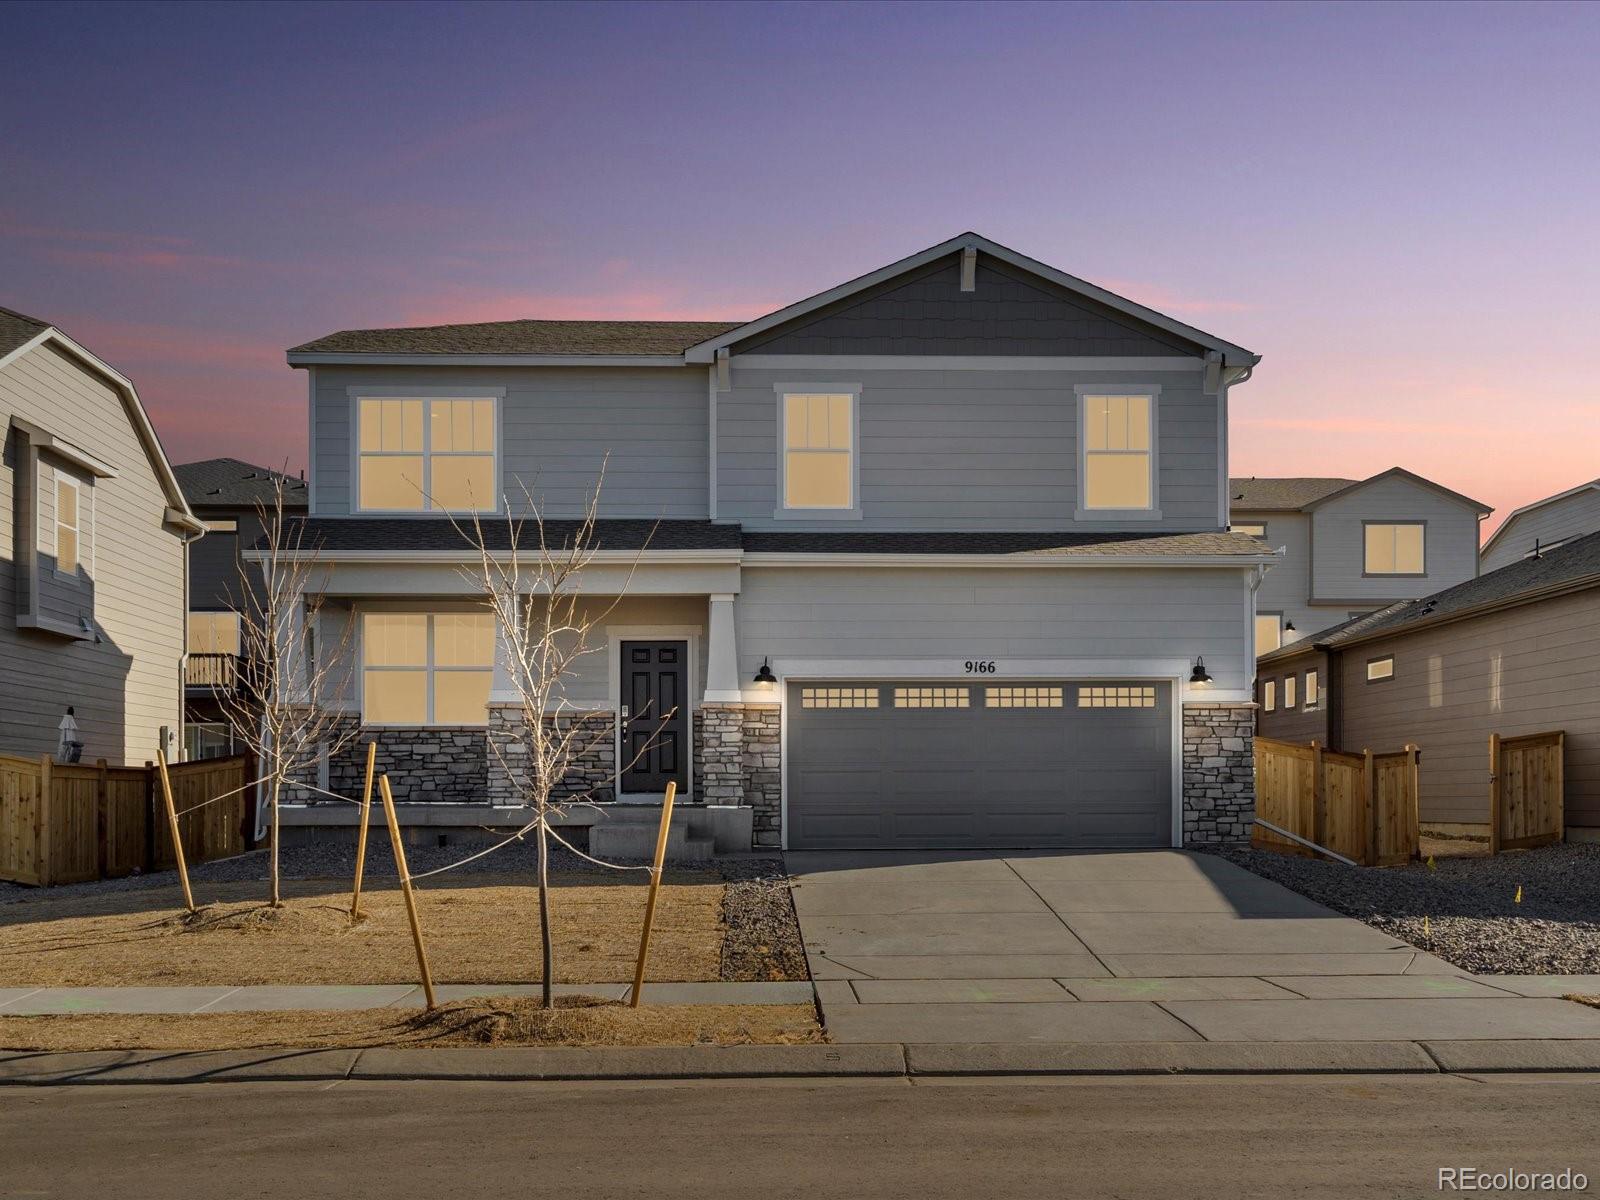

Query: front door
[619,641,689,795]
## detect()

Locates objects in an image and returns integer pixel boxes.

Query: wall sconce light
[753,657,777,688]
[1189,657,1213,685]
[1284,620,1297,635]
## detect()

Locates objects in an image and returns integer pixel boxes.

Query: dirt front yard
[0,864,798,987]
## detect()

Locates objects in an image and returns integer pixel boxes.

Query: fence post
[1310,740,1326,850]
[1362,749,1377,867]
[143,761,157,873]
[95,758,110,879]
[1406,744,1421,860]
[1488,733,1501,856]
[37,755,53,888]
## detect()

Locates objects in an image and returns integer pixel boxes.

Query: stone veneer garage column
[1181,701,1255,845]
[692,701,779,848]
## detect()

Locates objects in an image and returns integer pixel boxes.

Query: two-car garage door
[786,680,1172,850]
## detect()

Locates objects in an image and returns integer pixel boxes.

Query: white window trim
[53,472,82,578]
[773,383,862,520]
[348,387,505,516]
[1366,656,1395,683]
[359,610,495,727]
[1074,384,1162,521]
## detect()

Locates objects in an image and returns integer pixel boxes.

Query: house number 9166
[964,660,997,674]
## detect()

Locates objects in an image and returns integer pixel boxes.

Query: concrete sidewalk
[0,981,816,1014]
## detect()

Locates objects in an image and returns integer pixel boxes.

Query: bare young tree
[456,471,658,1008]
[213,473,357,907]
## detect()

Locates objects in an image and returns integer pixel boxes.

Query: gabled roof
[0,306,199,530]
[1259,527,1600,663]
[1480,478,1600,557]
[288,319,741,360]
[1229,477,1357,511]
[1231,468,1491,516]
[683,232,1259,365]
[175,458,309,510]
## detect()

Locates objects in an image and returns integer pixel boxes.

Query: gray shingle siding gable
[739,257,1201,357]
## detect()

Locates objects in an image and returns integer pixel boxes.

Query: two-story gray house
[1480,479,1600,574]
[276,233,1275,851]
[1230,470,1491,657]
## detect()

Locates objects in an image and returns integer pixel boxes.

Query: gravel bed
[1209,842,1600,975]
[718,861,809,983]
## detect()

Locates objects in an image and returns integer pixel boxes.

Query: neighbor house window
[362,612,494,725]
[1364,523,1425,575]
[1255,613,1283,656]
[1304,669,1319,708]
[357,396,497,512]
[1081,392,1154,510]
[781,391,855,510]
[188,611,241,656]
[1230,523,1266,537]
[1366,656,1395,682]
[184,723,235,761]
[1283,674,1297,709]
[55,476,80,575]
[1262,680,1276,712]
[205,519,238,533]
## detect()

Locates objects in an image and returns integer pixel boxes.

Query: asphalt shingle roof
[1262,528,1600,660]
[740,530,1270,557]
[282,518,743,553]
[175,458,309,509]
[288,320,744,357]
[1229,477,1358,511]
[0,306,51,358]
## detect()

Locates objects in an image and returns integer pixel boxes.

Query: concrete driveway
[786,849,1600,1046]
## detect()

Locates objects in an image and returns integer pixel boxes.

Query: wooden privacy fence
[1253,737,1420,867]
[1490,731,1564,854]
[0,753,253,887]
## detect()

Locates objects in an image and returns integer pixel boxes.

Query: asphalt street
[2,1074,1597,1198]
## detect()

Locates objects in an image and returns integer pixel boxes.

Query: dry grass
[0,997,824,1052]
[1570,995,1600,1011]
[0,872,726,986]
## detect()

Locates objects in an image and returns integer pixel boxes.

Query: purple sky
[4,1,1597,533]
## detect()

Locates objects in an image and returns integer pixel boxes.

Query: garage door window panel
[1078,685,1157,709]
[893,686,970,709]
[986,686,1064,708]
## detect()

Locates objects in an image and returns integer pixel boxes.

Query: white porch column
[704,593,741,702]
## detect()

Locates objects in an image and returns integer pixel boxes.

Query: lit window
[782,392,854,509]
[986,686,1065,708]
[1305,669,1319,707]
[1366,656,1395,683]
[893,686,969,709]
[1078,685,1157,709]
[1364,523,1425,574]
[205,519,238,533]
[1262,680,1276,712]
[188,611,241,655]
[55,476,80,575]
[1082,393,1153,510]
[363,612,494,725]
[1284,674,1297,709]
[1230,523,1266,537]
[358,397,496,512]
[800,686,879,709]
[1255,613,1283,656]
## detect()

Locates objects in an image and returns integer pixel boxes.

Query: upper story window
[55,475,81,576]
[205,519,238,533]
[1230,522,1266,537]
[188,610,241,656]
[357,397,497,513]
[1364,522,1425,575]
[1079,390,1156,512]
[1255,613,1283,656]
[780,390,856,512]
[362,611,494,726]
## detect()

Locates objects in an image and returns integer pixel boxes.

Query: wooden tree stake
[156,747,196,913]
[379,774,435,1009]
[350,741,378,920]
[630,781,677,1008]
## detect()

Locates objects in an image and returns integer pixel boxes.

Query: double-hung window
[362,612,494,725]
[1079,390,1156,513]
[1283,674,1297,709]
[1304,669,1319,708]
[55,475,81,575]
[1364,523,1425,575]
[780,390,856,512]
[357,396,497,512]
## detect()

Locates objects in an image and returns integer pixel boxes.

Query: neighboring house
[1255,530,1600,839]
[173,458,309,760]
[275,231,1276,851]
[1230,471,1491,656]
[0,306,203,764]
[1480,479,1600,574]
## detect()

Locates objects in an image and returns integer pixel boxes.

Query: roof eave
[285,351,692,368]
[1302,467,1493,516]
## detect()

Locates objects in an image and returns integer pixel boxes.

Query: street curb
[1420,1040,1600,1073]
[903,1041,1441,1076]
[0,1049,361,1085]
[350,1043,906,1080]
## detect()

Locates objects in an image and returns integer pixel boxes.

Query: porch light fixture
[753,658,777,688]
[1189,657,1213,686]
[1284,620,1297,634]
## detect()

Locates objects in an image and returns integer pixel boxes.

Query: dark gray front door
[786,680,1172,849]
[620,641,688,795]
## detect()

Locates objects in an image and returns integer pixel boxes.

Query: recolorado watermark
[1440,1167,1589,1191]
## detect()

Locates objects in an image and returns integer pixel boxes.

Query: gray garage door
[786,680,1172,850]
